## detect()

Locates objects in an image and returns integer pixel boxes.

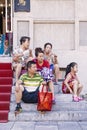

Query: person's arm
[38,75,47,87]
[25,49,34,62]
[64,74,73,94]
[52,53,58,64]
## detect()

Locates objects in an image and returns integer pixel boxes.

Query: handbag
[37,85,53,111]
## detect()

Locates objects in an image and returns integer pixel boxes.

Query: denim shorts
[22,87,39,103]
[50,64,54,71]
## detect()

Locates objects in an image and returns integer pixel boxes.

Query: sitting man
[44,42,60,84]
[15,60,44,114]
[13,36,33,82]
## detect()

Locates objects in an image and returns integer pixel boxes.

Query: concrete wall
[13,0,87,93]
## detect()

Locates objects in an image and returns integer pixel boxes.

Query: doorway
[0,0,13,56]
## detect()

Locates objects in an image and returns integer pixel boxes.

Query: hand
[17,80,23,85]
[29,49,33,57]
[69,89,73,94]
[13,55,19,62]
[42,81,47,85]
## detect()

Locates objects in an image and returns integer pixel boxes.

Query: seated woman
[12,36,33,82]
[33,47,55,104]
[44,42,60,84]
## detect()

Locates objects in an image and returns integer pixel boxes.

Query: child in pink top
[62,62,83,102]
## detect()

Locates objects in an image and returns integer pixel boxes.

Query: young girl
[62,62,83,102]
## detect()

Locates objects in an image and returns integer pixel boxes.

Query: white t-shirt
[13,46,30,66]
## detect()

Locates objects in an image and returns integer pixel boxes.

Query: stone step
[9,84,87,121]
[8,110,87,121]
[9,93,87,121]
[10,92,83,103]
[10,99,87,111]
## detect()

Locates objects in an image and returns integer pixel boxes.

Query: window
[79,22,87,46]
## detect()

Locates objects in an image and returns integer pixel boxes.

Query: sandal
[73,96,79,102]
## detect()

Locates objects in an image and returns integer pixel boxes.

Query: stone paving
[0,121,87,130]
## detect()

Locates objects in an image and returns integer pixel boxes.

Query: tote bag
[37,85,53,111]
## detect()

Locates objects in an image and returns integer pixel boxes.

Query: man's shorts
[50,64,54,71]
[22,87,39,103]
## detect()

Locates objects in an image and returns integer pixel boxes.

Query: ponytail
[65,64,71,77]
[65,62,77,77]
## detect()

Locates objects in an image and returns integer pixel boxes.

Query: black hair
[20,36,30,45]
[27,60,36,70]
[35,47,44,57]
[44,42,52,49]
[65,62,77,77]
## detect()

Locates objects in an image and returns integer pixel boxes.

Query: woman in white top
[13,36,33,82]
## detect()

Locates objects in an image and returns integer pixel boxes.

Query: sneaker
[73,96,79,102]
[15,106,22,115]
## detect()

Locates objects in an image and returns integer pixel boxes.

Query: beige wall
[13,0,87,93]
[31,0,75,20]
[33,23,75,50]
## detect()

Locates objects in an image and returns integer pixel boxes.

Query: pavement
[0,121,87,130]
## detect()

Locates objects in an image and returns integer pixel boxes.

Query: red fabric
[33,59,50,71]
[62,72,77,94]
[62,81,73,94]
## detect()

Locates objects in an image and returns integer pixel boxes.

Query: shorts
[62,82,73,94]
[22,87,39,103]
[50,64,54,71]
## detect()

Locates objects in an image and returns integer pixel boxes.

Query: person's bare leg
[15,84,24,103]
[15,83,24,115]
[48,80,55,100]
[15,63,22,81]
[77,84,83,97]
[54,64,60,82]
[73,80,78,97]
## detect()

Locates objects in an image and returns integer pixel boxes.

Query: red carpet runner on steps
[0,63,12,123]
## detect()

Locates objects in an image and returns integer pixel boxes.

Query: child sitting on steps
[62,62,83,102]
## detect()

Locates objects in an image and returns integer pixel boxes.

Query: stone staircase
[9,83,87,122]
